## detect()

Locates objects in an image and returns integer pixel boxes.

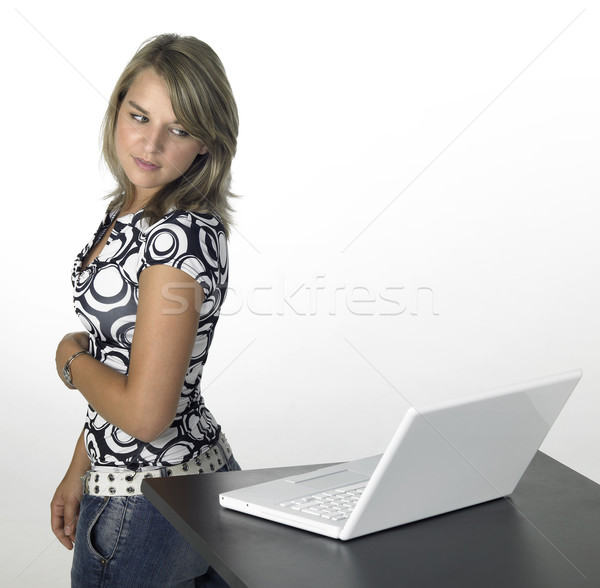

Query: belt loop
[215,432,234,470]
[81,471,90,494]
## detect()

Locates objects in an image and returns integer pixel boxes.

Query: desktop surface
[142,452,600,588]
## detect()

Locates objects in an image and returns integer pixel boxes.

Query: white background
[1,1,598,585]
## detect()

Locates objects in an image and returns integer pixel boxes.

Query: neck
[121,193,152,217]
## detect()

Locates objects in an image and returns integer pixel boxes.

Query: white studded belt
[82,432,232,496]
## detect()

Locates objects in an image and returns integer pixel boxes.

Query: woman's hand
[52,429,89,550]
[55,332,89,388]
[51,469,84,550]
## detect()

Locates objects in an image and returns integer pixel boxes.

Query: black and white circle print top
[72,207,228,469]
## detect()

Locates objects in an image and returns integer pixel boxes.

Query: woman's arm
[56,265,204,442]
[50,428,89,550]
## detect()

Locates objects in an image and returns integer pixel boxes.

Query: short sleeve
[138,211,227,298]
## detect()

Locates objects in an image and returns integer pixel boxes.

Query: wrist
[63,350,90,388]
[57,338,85,367]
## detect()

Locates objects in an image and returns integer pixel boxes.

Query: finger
[71,515,79,542]
[64,513,79,542]
[64,498,81,544]
[51,504,74,550]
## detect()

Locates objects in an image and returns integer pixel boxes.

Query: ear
[198,142,208,156]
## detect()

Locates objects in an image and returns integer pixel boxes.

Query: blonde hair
[102,34,238,236]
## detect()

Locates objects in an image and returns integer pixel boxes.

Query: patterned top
[72,208,228,469]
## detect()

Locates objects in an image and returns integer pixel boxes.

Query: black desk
[142,452,600,587]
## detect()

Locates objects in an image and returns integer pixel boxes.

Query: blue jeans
[71,451,240,588]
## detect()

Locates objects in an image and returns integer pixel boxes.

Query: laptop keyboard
[280,484,367,521]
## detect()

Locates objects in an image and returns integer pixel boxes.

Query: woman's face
[115,68,207,204]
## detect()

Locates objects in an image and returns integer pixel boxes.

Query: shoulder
[143,209,226,241]
[139,209,227,274]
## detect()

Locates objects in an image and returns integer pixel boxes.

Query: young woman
[51,34,239,587]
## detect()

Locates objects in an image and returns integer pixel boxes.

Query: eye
[131,113,149,124]
[170,127,189,138]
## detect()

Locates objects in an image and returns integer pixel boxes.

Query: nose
[141,125,164,154]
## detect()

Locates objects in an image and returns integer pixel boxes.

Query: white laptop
[219,370,582,540]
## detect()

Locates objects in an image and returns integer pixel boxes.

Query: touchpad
[287,469,368,491]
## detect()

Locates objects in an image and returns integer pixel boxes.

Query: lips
[133,156,160,171]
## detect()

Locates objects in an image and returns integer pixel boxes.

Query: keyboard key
[280,484,367,521]
[301,508,323,516]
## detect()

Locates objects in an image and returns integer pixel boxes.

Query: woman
[51,34,239,587]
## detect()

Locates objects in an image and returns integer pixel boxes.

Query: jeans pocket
[87,497,128,562]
